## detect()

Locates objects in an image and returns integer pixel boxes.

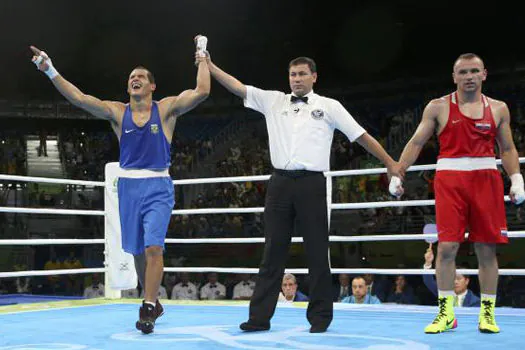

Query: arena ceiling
[1,0,523,101]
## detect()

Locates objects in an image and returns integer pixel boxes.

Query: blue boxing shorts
[117,170,175,255]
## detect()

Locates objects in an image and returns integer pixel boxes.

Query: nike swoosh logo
[125,129,135,134]
[452,120,460,124]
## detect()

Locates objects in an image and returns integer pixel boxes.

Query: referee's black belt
[273,168,323,178]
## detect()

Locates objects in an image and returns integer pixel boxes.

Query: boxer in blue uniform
[30,36,210,334]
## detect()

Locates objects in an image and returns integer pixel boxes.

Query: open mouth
[131,81,142,90]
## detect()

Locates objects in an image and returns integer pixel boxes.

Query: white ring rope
[171,196,516,215]
[169,157,525,185]
[164,231,525,244]
[0,174,104,187]
[2,231,524,246]
[0,158,521,217]
[172,207,265,215]
[0,207,105,215]
[0,159,521,187]
[163,267,525,276]
[0,239,105,245]
[2,267,524,279]
[333,200,436,210]
[326,157,525,177]
[173,175,270,185]
[0,195,512,217]
[0,268,105,278]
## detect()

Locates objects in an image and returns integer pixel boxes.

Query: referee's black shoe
[239,321,270,332]
[309,324,329,333]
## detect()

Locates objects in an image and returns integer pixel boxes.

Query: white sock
[145,301,156,307]
[481,294,496,300]
[438,290,455,298]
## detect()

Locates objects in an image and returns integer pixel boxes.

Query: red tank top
[438,92,497,159]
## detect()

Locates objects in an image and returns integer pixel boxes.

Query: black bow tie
[291,95,308,104]
[210,284,216,288]
[243,282,250,286]
[181,283,188,287]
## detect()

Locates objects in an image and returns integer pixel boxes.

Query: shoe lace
[432,298,448,324]
[481,300,494,324]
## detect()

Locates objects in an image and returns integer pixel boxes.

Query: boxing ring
[1,159,524,350]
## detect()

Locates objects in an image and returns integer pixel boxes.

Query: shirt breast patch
[474,122,491,130]
[311,109,325,120]
[150,123,159,134]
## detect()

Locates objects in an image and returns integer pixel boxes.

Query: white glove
[32,51,59,79]
[389,176,404,198]
[510,173,525,205]
[196,36,208,57]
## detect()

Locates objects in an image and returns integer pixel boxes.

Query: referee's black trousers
[248,170,333,328]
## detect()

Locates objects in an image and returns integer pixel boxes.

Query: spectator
[14,264,31,294]
[363,273,389,302]
[232,274,255,300]
[333,273,351,302]
[422,170,435,200]
[171,273,199,300]
[341,276,381,304]
[62,250,83,295]
[278,273,308,302]
[386,275,418,304]
[200,272,226,300]
[44,248,63,293]
[163,273,177,299]
[38,127,48,157]
[83,274,104,298]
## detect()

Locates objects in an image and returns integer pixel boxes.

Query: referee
[206,52,402,333]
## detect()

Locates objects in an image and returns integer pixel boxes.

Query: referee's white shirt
[200,282,226,300]
[83,283,105,298]
[171,282,199,300]
[232,280,256,299]
[244,86,366,171]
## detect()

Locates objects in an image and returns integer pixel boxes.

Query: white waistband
[119,168,170,178]
[436,157,497,171]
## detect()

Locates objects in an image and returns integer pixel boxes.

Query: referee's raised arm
[205,51,247,99]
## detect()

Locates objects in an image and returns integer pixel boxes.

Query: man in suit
[333,273,351,302]
[363,273,390,302]
[278,273,309,302]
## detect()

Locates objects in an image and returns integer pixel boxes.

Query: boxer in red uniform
[390,53,525,334]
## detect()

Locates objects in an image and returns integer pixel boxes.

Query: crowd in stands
[0,83,524,309]
[57,127,213,182]
[0,130,26,176]
[58,128,118,181]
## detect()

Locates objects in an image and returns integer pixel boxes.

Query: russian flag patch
[475,122,491,130]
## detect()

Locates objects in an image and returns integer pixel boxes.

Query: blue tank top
[119,102,171,170]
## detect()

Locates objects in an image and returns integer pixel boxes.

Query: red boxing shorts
[434,168,508,244]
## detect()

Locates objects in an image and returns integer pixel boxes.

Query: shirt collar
[457,290,468,298]
[290,90,316,103]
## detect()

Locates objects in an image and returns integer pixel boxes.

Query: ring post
[104,162,137,299]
